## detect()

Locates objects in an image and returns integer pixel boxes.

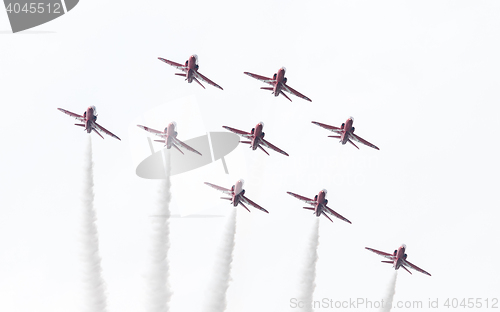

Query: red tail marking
[280,91,292,102]
[193,77,206,89]
[92,129,104,139]
[348,139,359,149]
[401,265,413,275]
[322,211,333,222]
[239,202,251,212]
[258,145,269,155]
[172,144,184,154]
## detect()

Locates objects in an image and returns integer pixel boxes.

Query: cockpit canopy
[90,105,97,114]
[321,189,328,196]
[258,121,264,127]
[192,54,199,65]
[281,66,286,73]
[237,179,245,187]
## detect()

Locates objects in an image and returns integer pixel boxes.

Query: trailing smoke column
[145,150,172,312]
[204,208,237,312]
[296,218,320,312]
[80,136,108,312]
[380,271,398,312]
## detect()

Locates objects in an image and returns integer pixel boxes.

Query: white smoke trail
[296,218,320,312]
[144,150,172,312]
[79,136,108,312]
[204,207,237,312]
[380,271,398,312]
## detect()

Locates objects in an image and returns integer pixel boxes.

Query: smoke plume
[296,218,320,312]
[380,271,398,312]
[204,207,237,312]
[80,136,108,312]
[144,150,172,312]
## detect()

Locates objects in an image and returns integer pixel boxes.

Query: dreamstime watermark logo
[3,0,79,33]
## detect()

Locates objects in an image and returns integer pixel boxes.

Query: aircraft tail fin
[172,144,184,154]
[401,265,412,275]
[322,211,333,222]
[258,145,269,155]
[280,91,292,102]
[348,139,359,149]
[193,77,206,89]
[239,201,251,213]
[92,128,104,139]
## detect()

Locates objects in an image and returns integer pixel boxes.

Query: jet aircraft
[158,54,223,90]
[205,179,268,213]
[223,122,289,156]
[365,244,431,276]
[287,189,351,224]
[244,67,311,102]
[312,117,379,150]
[57,106,121,140]
[137,122,202,156]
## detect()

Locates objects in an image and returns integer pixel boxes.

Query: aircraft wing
[286,191,316,205]
[365,247,395,259]
[195,71,223,90]
[137,125,166,137]
[244,72,275,85]
[241,195,269,213]
[311,121,343,133]
[58,108,85,122]
[204,182,233,195]
[282,84,312,102]
[403,259,431,276]
[222,126,253,140]
[350,133,379,150]
[324,206,352,224]
[261,138,289,156]
[158,57,186,71]
[94,122,121,140]
[173,137,202,156]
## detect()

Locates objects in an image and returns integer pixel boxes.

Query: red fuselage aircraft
[365,244,431,276]
[205,179,269,213]
[287,189,351,224]
[158,54,223,90]
[223,122,289,156]
[312,117,379,150]
[244,67,311,102]
[58,106,121,140]
[137,122,202,156]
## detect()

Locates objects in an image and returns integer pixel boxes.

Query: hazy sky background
[1,1,499,311]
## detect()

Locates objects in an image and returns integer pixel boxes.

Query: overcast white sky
[1,1,499,311]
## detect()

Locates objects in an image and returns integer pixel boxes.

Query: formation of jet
[223,122,289,156]
[158,54,223,90]
[57,54,430,278]
[205,179,268,213]
[365,244,431,276]
[287,189,351,224]
[58,106,121,140]
[312,117,379,150]
[244,67,312,102]
[137,122,202,156]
